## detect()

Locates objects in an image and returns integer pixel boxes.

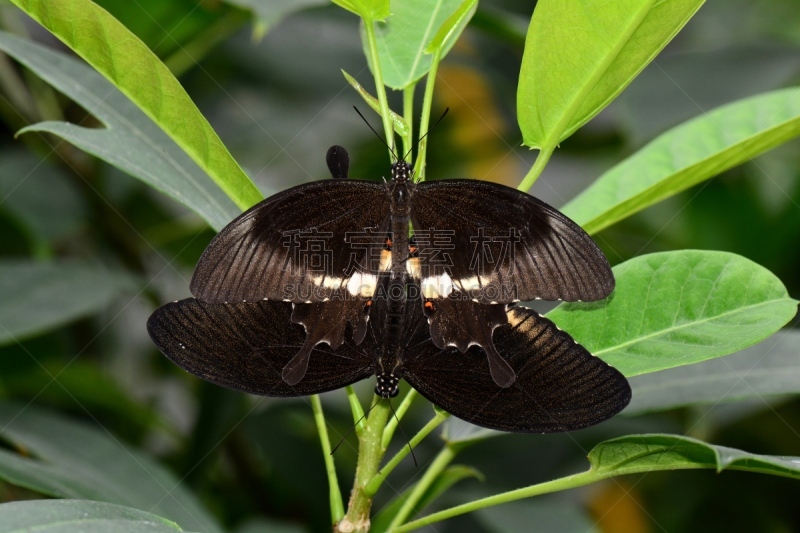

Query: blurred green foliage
[0,1,798,532]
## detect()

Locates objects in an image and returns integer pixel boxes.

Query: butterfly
[147,276,631,433]
[189,146,615,388]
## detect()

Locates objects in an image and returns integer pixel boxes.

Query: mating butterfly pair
[148,147,630,432]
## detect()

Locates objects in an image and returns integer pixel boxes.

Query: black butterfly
[189,146,614,388]
[147,277,631,433]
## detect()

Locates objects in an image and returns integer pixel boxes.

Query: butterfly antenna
[353,106,398,162]
[388,400,418,467]
[331,400,378,456]
[401,107,450,163]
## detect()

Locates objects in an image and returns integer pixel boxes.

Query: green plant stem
[310,395,345,524]
[382,389,418,449]
[366,409,450,496]
[413,47,442,181]
[342,69,409,138]
[345,385,366,436]
[362,18,396,158]
[402,85,415,160]
[393,469,600,532]
[387,444,457,531]
[340,396,392,533]
[517,145,555,192]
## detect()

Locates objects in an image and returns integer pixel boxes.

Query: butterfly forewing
[190,180,391,305]
[401,305,630,432]
[410,180,614,304]
[146,298,374,396]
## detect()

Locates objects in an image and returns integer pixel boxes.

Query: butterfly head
[374,372,400,399]
[391,161,413,184]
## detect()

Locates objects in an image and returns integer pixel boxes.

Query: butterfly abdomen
[381,179,413,349]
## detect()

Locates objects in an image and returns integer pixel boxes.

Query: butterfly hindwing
[283,295,370,385]
[423,298,515,388]
[190,180,390,304]
[410,180,614,304]
[146,298,374,396]
[402,305,630,432]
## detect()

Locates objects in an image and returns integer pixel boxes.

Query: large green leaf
[0,402,222,533]
[368,0,476,89]
[547,251,798,377]
[0,260,136,346]
[626,330,800,414]
[9,0,263,211]
[332,0,390,21]
[0,31,239,231]
[94,0,225,59]
[518,0,703,150]
[98,0,225,56]
[589,434,800,479]
[563,88,800,234]
[0,500,189,533]
[396,434,800,532]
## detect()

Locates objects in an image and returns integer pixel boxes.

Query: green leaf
[626,330,800,414]
[424,0,477,53]
[546,251,798,377]
[517,0,704,150]
[224,0,328,40]
[476,499,598,533]
[561,88,800,234]
[6,360,166,433]
[332,0,390,21]
[372,465,483,532]
[8,0,263,212]
[0,499,188,532]
[0,260,136,346]
[0,402,222,533]
[395,433,800,532]
[0,31,239,231]
[369,0,476,89]
[0,149,85,245]
[441,417,499,445]
[589,434,800,479]
[94,0,225,59]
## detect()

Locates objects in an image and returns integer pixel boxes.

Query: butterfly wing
[422,298,516,388]
[402,305,630,432]
[410,180,614,303]
[146,298,375,396]
[190,179,390,304]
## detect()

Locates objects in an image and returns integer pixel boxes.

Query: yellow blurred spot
[587,480,651,533]
[436,60,520,187]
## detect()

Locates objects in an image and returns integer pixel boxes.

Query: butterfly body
[384,162,413,354]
